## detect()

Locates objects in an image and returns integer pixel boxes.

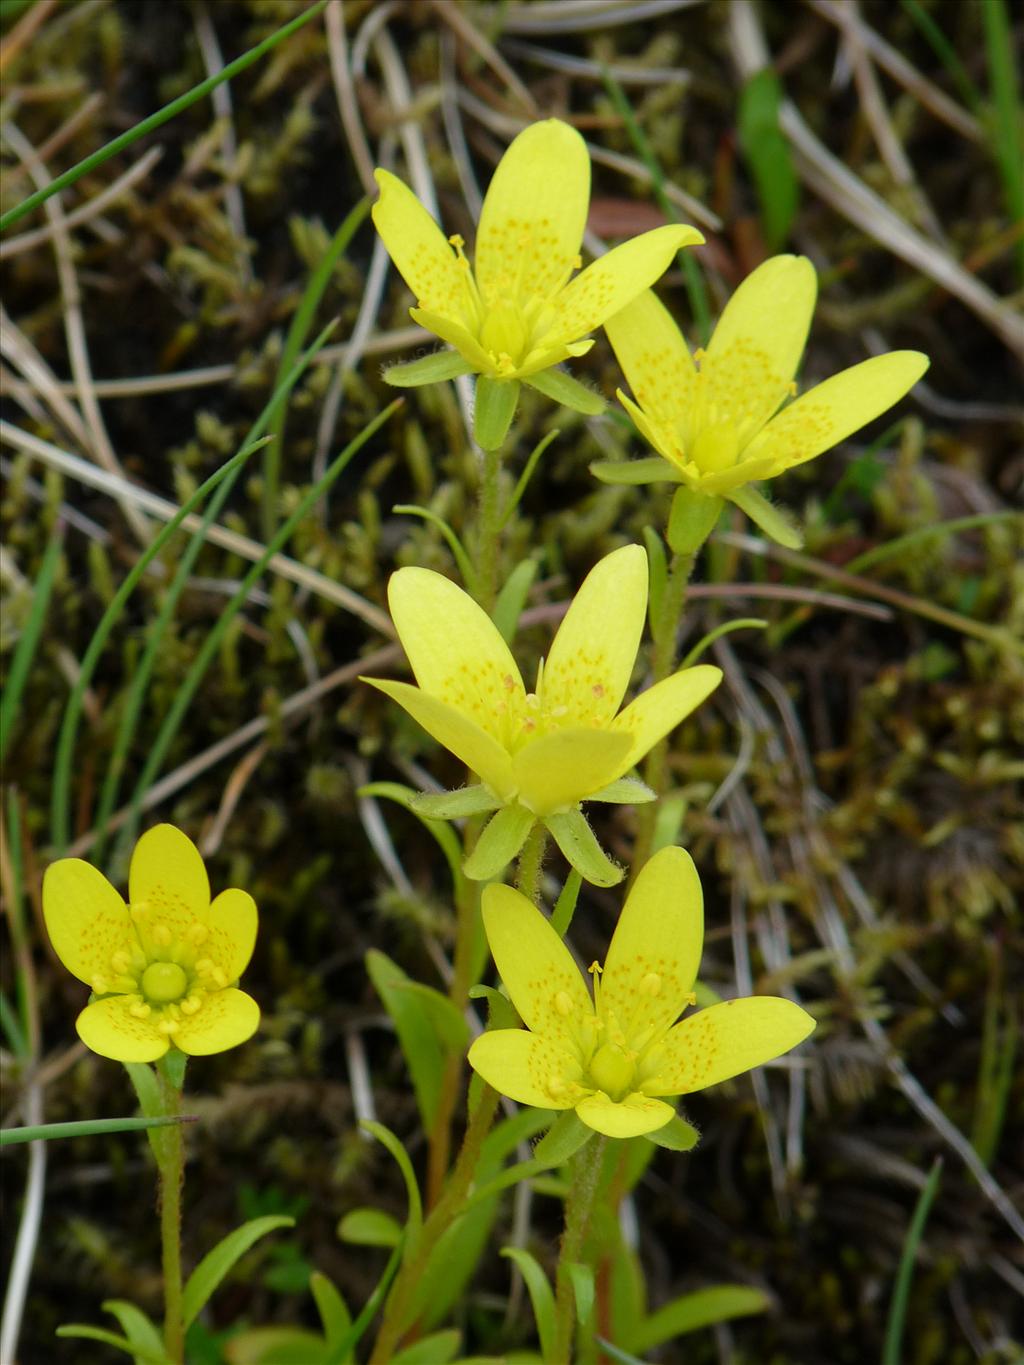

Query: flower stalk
[551,1134,607,1365]
[155,1058,185,1365]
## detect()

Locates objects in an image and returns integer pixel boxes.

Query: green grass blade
[981,0,1024,284]
[88,323,339,869]
[112,398,401,862]
[0,0,328,232]
[261,196,371,541]
[738,68,799,250]
[900,0,983,114]
[601,65,712,345]
[882,1158,943,1365]
[0,525,63,765]
[1,1115,193,1147]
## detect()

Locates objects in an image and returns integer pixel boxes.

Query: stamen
[188,923,209,946]
[151,923,172,947]
[640,972,662,997]
[129,1001,151,1019]
[111,951,131,974]
[179,995,202,1016]
[91,975,108,995]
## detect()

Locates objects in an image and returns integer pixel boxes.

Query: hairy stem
[515,824,548,905]
[551,1135,607,1364]
[156,1065,185,1365]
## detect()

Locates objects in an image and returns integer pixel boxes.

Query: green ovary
[479,299,529,366]
[691,424,740,473]
[141,961,188,1004]
[588,1042,636,1101]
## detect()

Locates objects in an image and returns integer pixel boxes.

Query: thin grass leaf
[679,619,767,669]
[182,1215,295,1329]
[0,1115,193,1147]
[55,1325,168,1364]
[0,523,62,765]
[738,68,800,250]
[0,0,329,231]
[322,1238,403,1365]
[492,557,539,642]
[882,1159,943,1365]
[500,429,560,530]
[359,1121,423,1246]
[357,781,466,898]
[900,0,983,114]
[393,504,476,592]
[981,0,1024,284]
[502,1248,556,1362]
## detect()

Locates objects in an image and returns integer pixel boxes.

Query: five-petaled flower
[372,118,703,447]
[43,824,260,1063]
[362,544,720,885]
[468,845,815,1138]
[597,255,930,548]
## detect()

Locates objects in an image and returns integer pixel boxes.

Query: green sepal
[474,376,520,450]
[533,1110,593,1168]
[412,785,502,820]
[645,1114,700,1152]
[667,487,723,554]
[524,367,604,414]
[463,804,535,880]
[730,484,803,548]
[587,777,657,805]
[590,457,680,485]
[544,809,623,887]
[383,351,474,387]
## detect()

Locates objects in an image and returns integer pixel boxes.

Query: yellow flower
[468,846,815,1139]
[372,118,703,447]
[362,545,720,885]
[43,824,260,1064]
[598,255,930,547]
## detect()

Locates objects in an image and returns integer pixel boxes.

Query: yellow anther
[157,1018,179,1035]
[209,967,227,989]
[554,990,573,1017]
[91,975,108,995]
[194,958,214,975]
[152,924,172,947]
[179,995,202,1016]
[111,951,131,973]
[640,972,662,997]
[129,1001,151,1019]
[448,233,465,249]
[685,990,698,1008]
[547,1075,567,1099]
[588,961,603,977]
[188,923,209,946]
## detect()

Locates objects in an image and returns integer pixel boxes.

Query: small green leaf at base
[730,485,803,548]
[533,1111,594,1168]
[463,805,536,880]
[590,457,679,486]
[524,368,605,414]
[474,376,520,450]
[544,809,623,887]
[412,786,502,820]
[645,1114,700,1152]
[667,487,723,554]
[383,351,474,386]
[501,1248,555,1361]
[569,1262,596,1330]
[629,1284,770,1353]
[182,1215,294,1328]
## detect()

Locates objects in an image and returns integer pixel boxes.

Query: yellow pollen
[179,995,202,1015]
[547,1076,567,1099]
[788,380,798,396]
[91,975,108,995]
[554,990,573,1017]
[188,923,209,946]
[685,990,697,1007]
[588,961,603,977]
[111,951,131,973]
[209,967,227,989]
[129,1001,151,1019]
[151,924,172,947]
[194,958,214,974]
[641,972,662,997]
[448,233,465,249]
[157,1018,179,1035]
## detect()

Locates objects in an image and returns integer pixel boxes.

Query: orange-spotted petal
[575,1091,675,1137]
[468,1028,579,1110]
[75,996,169,1063]
[42,858,132,987]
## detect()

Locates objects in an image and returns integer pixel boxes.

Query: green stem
[515,824,548,905]
[156,1065,185,1365]
[476,442,503,611]
[370,1085,501,1363]
[551,1135,607,1365]
[634,551,696,870]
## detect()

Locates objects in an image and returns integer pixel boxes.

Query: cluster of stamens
[91,901,226,1038]
[668,347,800,476]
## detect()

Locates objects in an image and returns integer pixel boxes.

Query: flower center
[479,298,530,370]
[141,961,188,1004]
[587,1042,636,1101]
[690,423,740,473]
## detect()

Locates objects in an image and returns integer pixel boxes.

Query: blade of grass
[261,195,371,541]
[981,0,1024,285]
[882,1158,943,1365]
[0,522,62,765]
[601,64,712,344]
[1,1115,195,1147]
[87,322,339,870]
[0,0,328,232]
[899,0,983,115]
[112,398,402,864]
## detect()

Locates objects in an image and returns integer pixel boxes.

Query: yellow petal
[76,997,168,1063]
[611,665,722,771]
[575,1091,675,1138]
[513,729,632,816]
[644,996,815,1096]
[42,858,132,987]
[602,846,703,1040]
[372,169,468,320]
[409,307,492,374]
[129,824,210,945]
[387,567,525,744]
[475,119,589,307]
[206,888,258,981]
[551,225,704,346]
[605,289,697,432]
[481,883,592,1051]
[543,545,647,724]
[363,679,516,801]
[701,255,817,448]
[172,987,260,1056]
[468,1029,578,1110]
[746,350,931,474]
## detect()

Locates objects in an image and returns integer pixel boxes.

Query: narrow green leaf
[667,487,723,555]
[544,810,623,888]
[366,950,445,1131]
[214,1326,325,1364]
[492,557,539,641]
[629,1285,770,1353]
[882,1159,944,1365]
[523,368,604,415]
[650,792,688,857]
[101,1301,166,1365]
[679,618,767,669]
[322,1239,404,1365]
[738,68,799,250]
[568,1262,596,1330]
[337,1208,402,1248]
[590,457,677,486]
[310,1271,351,1347]
[550,868,583,939]
[502,1249,556,1362]
[643,524,668,635]
[0,0,330,231]
[358,781,466,898]
[463,805,536,881]
[533,1112,593,1168]
[412,786,502,820]
[400,981,470,1052]
[0,523,62,765]
[982,0,1024,285]
[588,777,657,805]
[55,1325,168,1363]
[500,431,560,529]
[468,984,520,1031]
[0,1115,191,1147]
[474,377,520,451]
[645,1115,700,1152]
[729,485,803,548]
[393,503,476,593]
[384,351,474,386]
[360,1121,423,1247]
[0,990,28,1060]
[392,1329,461,1364]
[181,1215,294,1328]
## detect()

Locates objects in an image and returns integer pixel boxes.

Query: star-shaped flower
[596,255,929,548]
[362,545,720,885]
[372,118,703,447]
[469,845,815,1138]
[43,824,260,1063]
